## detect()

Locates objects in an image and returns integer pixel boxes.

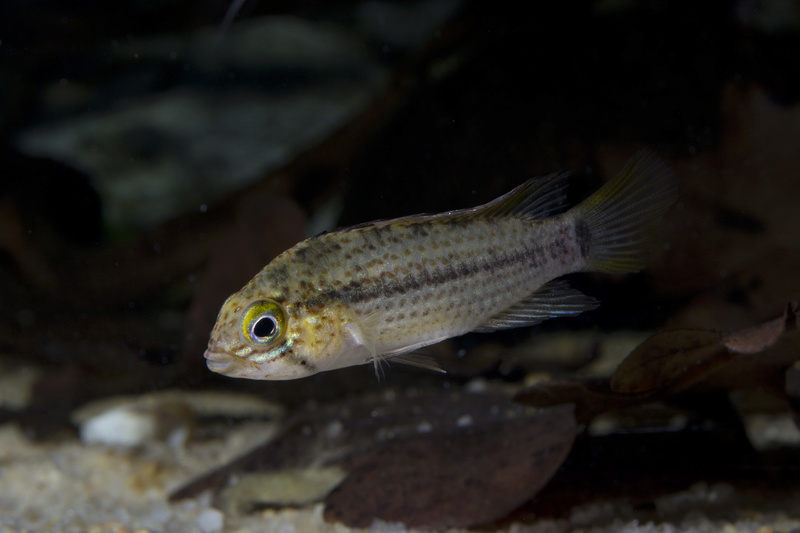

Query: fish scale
[274,217,579,348]
[204,151,677,380]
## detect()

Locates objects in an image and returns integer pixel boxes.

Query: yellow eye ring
[240,300,286,346]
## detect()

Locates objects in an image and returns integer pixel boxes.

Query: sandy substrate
[1,417,799,533]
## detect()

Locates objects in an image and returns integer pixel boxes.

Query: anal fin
[473,279,599,333]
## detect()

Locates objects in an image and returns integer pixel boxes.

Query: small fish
[205,151,676,380]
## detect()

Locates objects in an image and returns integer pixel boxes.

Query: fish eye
[240,300,286,346]
[252,315,277,340]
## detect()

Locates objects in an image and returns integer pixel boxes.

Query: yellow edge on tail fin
[577,150,678,273]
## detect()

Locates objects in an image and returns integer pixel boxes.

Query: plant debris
[171,390,576,529]
[517,301,800,424]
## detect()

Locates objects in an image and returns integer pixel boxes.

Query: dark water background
[1,0,799,457]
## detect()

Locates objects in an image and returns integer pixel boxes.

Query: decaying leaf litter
[2,1,800,531]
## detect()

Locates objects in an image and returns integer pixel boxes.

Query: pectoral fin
[389,352,446,373]
[349,312,447,376]
[474,279,599,333]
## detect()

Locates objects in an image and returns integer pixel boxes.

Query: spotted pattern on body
[204,151,676,380]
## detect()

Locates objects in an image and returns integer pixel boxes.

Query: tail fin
[577,151,677,273]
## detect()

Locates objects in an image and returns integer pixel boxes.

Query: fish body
[205,151,676,380]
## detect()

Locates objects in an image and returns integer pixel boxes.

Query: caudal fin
[577,151,677,273]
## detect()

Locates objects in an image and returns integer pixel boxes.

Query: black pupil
[253,316,277,339]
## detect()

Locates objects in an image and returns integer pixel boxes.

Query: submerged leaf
[720,301,798,354]
[172,389,576,528]
[218,467,348,514]
[514,378,643,425]
[517,302,800,423]
[323,404,576,529]
[609,329,724,395]
[612,302,799,396]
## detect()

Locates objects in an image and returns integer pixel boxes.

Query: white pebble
[80,407,156,447]
[196,508,224,533]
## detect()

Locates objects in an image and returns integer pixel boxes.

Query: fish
[204,151,677,380]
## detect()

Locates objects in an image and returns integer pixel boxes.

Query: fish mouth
[204,350,237,374]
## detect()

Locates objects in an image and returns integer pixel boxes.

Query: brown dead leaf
[514,379,643,425]
[720,301,798,354]
[609,329,727,395]
[323,404,576,530]
[611,301,800,397]
[171,389,571,524]
[517,302,800,422]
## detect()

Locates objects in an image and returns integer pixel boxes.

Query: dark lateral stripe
[302,233,575,308]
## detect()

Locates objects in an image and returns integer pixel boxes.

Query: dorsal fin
[452,172,570,222]
[326,172,570,238]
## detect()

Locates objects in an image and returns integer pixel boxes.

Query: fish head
[203,284,359,380]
